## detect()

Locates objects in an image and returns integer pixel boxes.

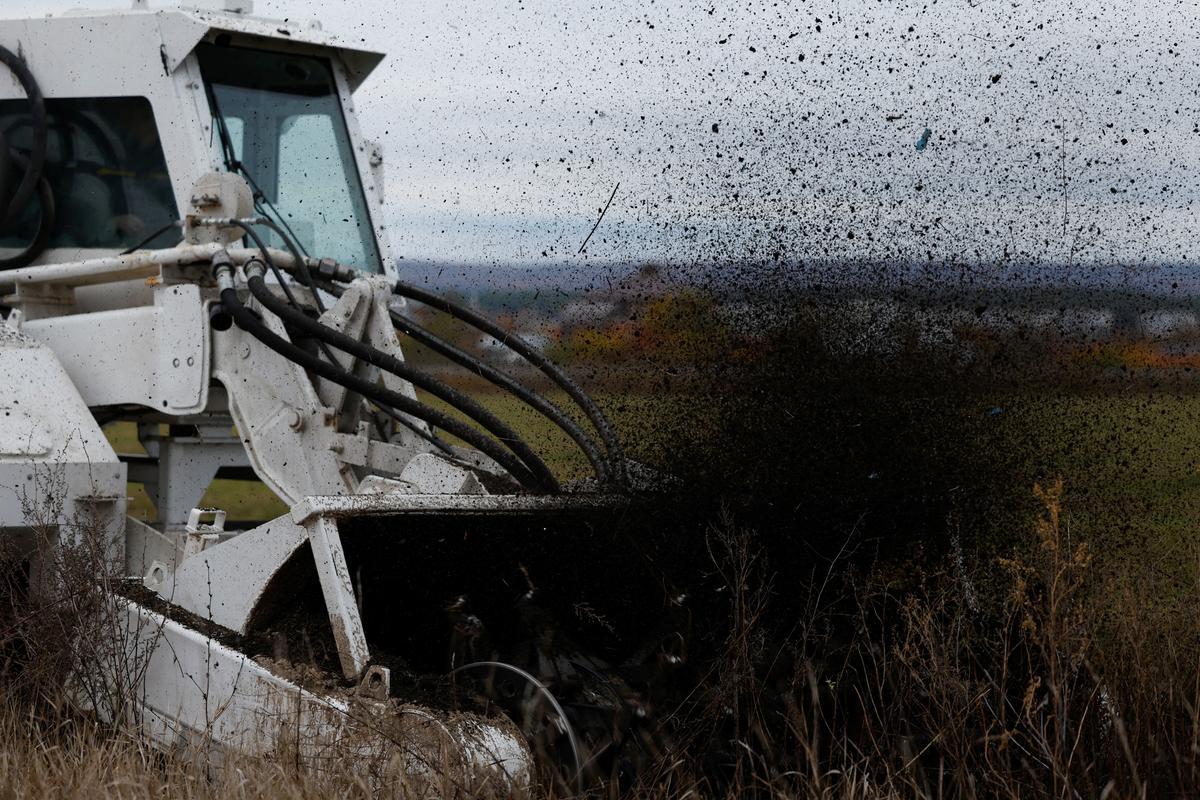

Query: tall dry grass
[0,464,377,799]
[615,480,1200,799]
[0,703,376,800]
[4,478,1200,798]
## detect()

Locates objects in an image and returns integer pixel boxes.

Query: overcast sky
[283,0,1200,271]
[10,1,1200,271]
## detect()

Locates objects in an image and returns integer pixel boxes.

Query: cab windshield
[197,43,381,272]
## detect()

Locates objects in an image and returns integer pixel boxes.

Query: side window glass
[0,96,179,252]
[224,115,244,163]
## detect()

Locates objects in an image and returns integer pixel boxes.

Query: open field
[102,387,689,521]
[104,386,1200,566]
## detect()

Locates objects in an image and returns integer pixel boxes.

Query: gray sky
[282,0,1200,269]
[11,0,1200,269]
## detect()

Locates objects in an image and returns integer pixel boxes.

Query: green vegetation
[989,393,1200,611]
[103,422,287,522]
[100,388,690,520]
[106,390,1200,565]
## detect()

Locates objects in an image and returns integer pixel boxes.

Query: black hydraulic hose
[0,45,45,228]
[251,216,328,315]
[0,153,54,269]
[314,277,611,483]
[232,217,341,367]
[240,219,604,484]
[245,271,560,492]
[0,45,51,269]
[224,219,458,455]
[389,308,610,483]
[120,220,181,255]
[222,219,451,453]
[369,400,457,456]
[219,286,548,492]
[313,277,609,482]
[390,279,625,473]
[222,219,310,325]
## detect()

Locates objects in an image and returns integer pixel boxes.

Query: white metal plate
[21,283,209,413]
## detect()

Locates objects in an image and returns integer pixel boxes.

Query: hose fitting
[315,257,356,283]
[211,249,235,291]
[208,302,233,332]
[243,256,266,280]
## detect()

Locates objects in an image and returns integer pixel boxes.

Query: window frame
[196,40,386,274]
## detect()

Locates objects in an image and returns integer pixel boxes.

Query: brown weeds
[618,480,1200,799]
[0,700,373,800]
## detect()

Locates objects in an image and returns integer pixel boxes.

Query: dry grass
[613,480,1200,799]
[0,705,374,800]
[4,476,1200,798]
[0,463,373,799]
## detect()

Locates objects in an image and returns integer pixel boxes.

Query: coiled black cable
[0,44,53,269]
[220,284,549,492]
[0,47,44,226]
[0,151,54,269]
[390,279,625,478]
[244,268,560,492]
[0,130,9,217]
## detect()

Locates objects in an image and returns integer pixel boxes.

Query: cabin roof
[0,5,385,90]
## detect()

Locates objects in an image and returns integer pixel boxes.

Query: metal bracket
[182,507,225,560]
[357,665,390,700]
[305,515,370,680]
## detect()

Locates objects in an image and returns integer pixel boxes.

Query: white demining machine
[0,2,647,793]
